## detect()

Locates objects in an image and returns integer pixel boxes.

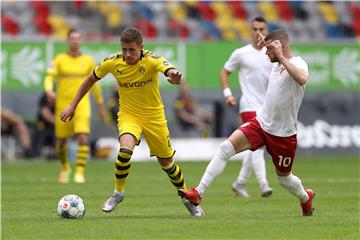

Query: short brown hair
[67,28,80,38]
[251,16,267,25]
[265,29,289,45]
[120,27,143,45]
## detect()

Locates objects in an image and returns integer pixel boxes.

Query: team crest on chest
[139,65,146,73]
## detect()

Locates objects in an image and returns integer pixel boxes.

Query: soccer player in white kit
[220,16,273,197]
[179,29,315,217]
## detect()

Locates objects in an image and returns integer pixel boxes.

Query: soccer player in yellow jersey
[44,29,105,184]
[60,27,204,216]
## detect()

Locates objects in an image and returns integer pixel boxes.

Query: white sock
[251,147,269,188]
[277,174,309,203]
[235,150,252,185]
[197,140,235,197]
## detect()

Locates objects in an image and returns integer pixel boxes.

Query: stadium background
[1,1,359,160]
[1,1,359,240]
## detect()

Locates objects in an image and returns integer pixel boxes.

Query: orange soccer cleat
[301,189,315,216]
[178,188,202,205]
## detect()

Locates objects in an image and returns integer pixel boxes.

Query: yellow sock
[75,145,89,175]
[56,144,70,170]
[114,148,133,192]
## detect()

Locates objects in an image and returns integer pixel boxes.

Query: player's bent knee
[217,140,236,159]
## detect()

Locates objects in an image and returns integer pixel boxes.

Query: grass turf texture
[2,156,359,239]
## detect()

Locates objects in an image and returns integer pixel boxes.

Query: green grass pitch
[2,156,359,239]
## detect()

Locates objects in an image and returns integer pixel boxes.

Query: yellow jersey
[94,50,174,118]
[44,52,103,112]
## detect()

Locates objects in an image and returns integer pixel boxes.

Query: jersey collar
[122,50,144,63]
[67,51,82,57]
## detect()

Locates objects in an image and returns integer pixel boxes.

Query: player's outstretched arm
[60,74,99,122]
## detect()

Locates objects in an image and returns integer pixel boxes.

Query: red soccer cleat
[178,188,202,205]
[301,189,315,216]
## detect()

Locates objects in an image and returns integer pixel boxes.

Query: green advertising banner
[293,45,360,90]
[1,42,48,90]
[1,41,359,91]
[186,42,360,90]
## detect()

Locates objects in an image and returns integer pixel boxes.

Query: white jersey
[224,44,273,113]
[258,56,309,137]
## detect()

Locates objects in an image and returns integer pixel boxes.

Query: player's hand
[256,32,266,48]
[225,96,237,107]
[60,105,75,122]
[167,70,184,85]
[267,40,284,58]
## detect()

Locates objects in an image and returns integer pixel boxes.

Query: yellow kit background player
[44,29,105,184]
[60,26,204,216]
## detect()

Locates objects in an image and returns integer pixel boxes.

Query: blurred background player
[1,108,32,158]
[220,16,273,197]
[30,91,56,159]
[179,29,314,217]
[174,83,214,138]
[106,84,120,128]
[44,28,105,184]
[60,27,204,216]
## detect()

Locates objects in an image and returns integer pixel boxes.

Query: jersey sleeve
[94,54,117,79]
[224,49,240,72]
[147,51,175,75]
[296,58,309,76]
[43,56,59,92]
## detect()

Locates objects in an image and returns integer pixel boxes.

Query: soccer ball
[57,194,86,219]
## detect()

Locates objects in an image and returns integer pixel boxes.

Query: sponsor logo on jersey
[163,61,169,66]
[119,79,153,88]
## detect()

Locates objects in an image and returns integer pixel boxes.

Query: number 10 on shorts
[278,155,292,167]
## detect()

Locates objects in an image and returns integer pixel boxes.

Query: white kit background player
[219,16,273,197]
[179,28,315,217]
